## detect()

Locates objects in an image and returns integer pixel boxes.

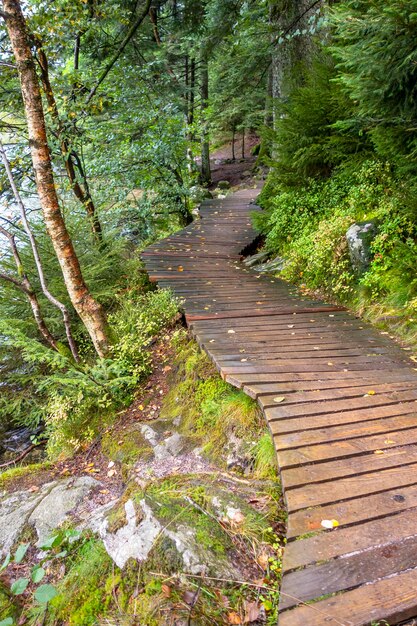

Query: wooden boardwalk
[142,188,417,626]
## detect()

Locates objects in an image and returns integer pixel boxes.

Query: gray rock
[153,432,185,461]
[189,185,213,203]
[0,477,99,555]
[96,498,237,576]
[217,180,231,190]
[29,477,99,546]
[98,499,161,569]
[346,221,378,274]
[244,250,270,267]
[253,256,286,273]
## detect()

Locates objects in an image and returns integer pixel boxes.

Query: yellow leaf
[374,449,384,455]
[273,397,285,403]
[367,390,376,395]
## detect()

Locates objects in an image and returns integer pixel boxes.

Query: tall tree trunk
[2,0,110,358]
[231,125,236,161]
[241,129,245,159]
[186,56,196,173]
[36,44,103,245]
[199,52,211,186]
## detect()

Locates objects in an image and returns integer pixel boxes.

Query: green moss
[0,462,52,490]
[0,582,19,621]
[160,335,268,471]
[101,425,153,472]
[43,539,114,626]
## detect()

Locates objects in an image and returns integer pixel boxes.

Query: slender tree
[0,225,58,352]
[2,0,110,357]
[200,51,211,185]
[0,140,80,361]
[35,43,103,245]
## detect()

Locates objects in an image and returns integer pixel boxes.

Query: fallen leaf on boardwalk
[240,358,248,362]
[228,329,235,334]
[321,519,339,529]
[374,450,384,455]
[287,324,294,328]
[243,601,261,623]
[177,266,184,272]
[411,356,417,363]
[273,397,285,403]
[384,439,396,444]
[209,339,215,343]
[327,362,334,366]
[367,390,376,395]
[227,612,242,624]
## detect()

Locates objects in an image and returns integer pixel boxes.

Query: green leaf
[0,552,11,572]
[0,618,14,626]
[31,566,46,583]
[34,584,58,604]
[53,550,68,559]
[11,577,29,595]
[39,534,61,550]
[14,543,30,564]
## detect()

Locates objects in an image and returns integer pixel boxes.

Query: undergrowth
[161,330,277,477]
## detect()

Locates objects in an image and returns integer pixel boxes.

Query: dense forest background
[1,0,417,624]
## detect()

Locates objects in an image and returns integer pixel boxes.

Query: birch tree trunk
[2,0,110,357]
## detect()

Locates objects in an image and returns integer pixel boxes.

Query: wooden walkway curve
[142,188,417,626]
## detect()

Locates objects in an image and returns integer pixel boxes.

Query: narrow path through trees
[142,189,417,626]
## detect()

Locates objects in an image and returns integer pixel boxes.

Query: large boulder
[346,221,378,274]
[0,476,99,554]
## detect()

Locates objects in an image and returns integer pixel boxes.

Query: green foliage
[266,51,367,185]
[0,288,179,457]
[161,332,277,475]
[259,158,417,314]
[332,0,417,175]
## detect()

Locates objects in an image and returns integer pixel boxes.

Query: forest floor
[209,133,262,189]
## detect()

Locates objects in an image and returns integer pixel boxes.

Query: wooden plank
[276,425,417,468]
[287,482,417,538]
[278,566,417,626]
[245,378,417,399]
[280,533,417,610]
[285,461,417,511]
[264,389,417,419]
[281,444,417,488]
[283,506,417,570]
[272,411,417,447]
